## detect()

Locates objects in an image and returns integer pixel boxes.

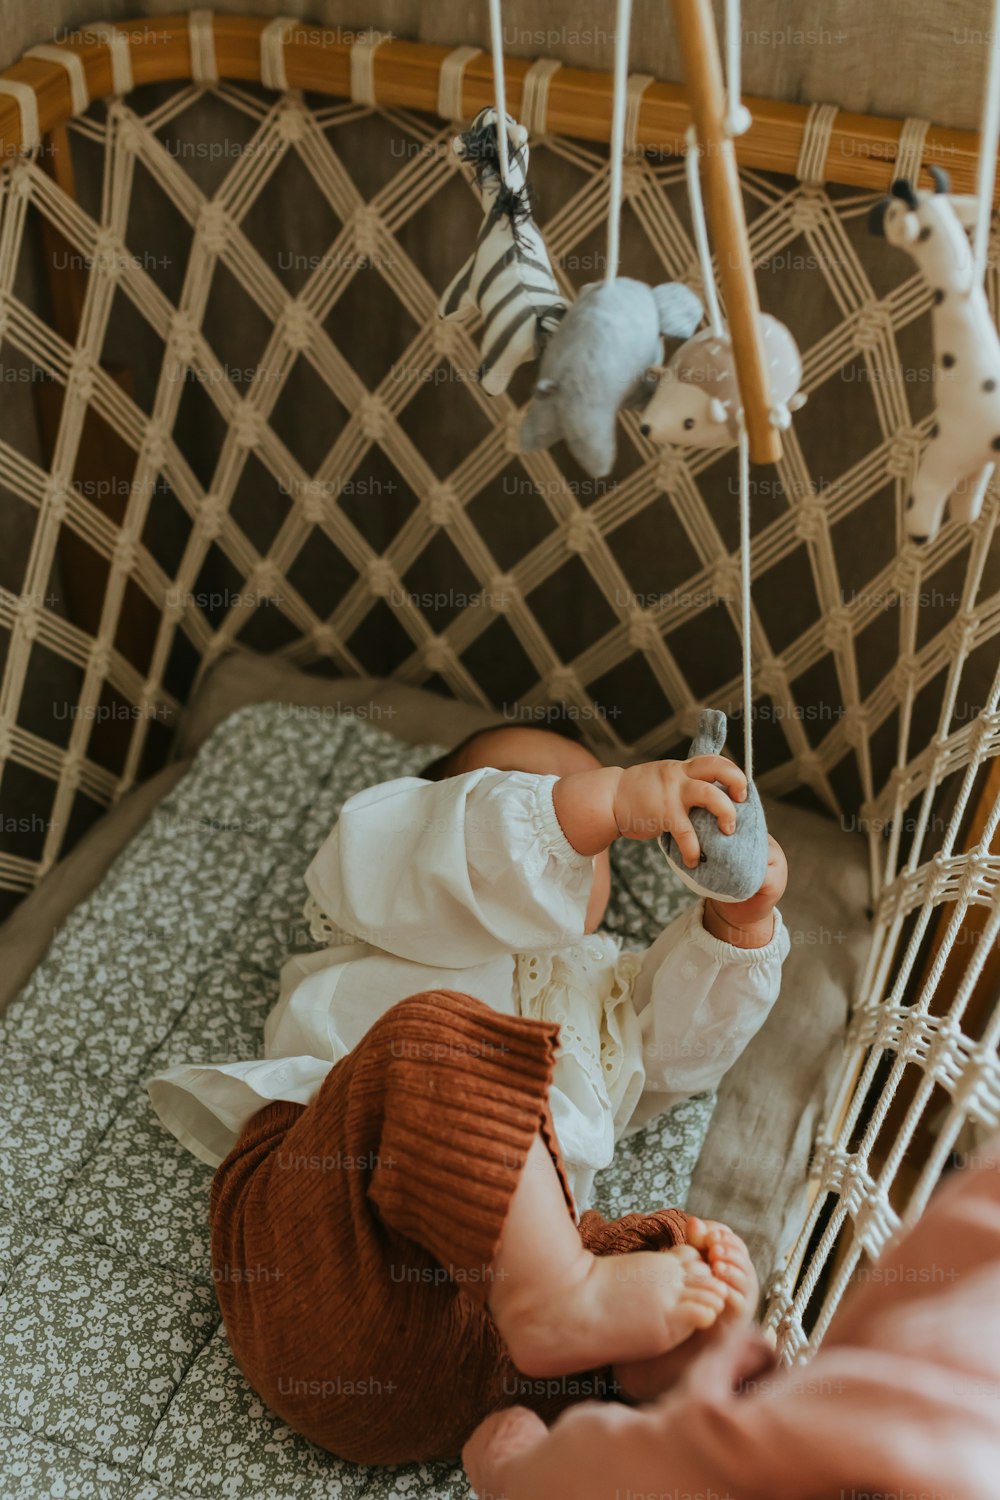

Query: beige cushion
[174,653,504,762]
[0,648,871,1282]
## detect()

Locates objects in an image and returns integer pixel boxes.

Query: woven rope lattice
[0,65,998,1357]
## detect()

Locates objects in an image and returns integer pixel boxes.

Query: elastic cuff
[533,773,591,866]
[684,901,789,967]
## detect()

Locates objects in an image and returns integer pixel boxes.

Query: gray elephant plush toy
[520,277,703,477]
[659,708,769,903]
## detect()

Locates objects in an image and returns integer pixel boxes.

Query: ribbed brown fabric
[210,990,688,1465]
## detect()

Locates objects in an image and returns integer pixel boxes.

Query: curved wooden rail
[0,13,984,192]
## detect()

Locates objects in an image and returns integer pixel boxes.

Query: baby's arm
[701,836,787,949]
[552,755,747,860]
[305,769,594,967]
[629,839,789,1113]
[310,753,756,968]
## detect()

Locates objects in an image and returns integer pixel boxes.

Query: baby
[148,722,789,1464]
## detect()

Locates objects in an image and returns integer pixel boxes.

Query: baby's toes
[705,1222,741,1253]
[672,1242,707,1265]
[684,1215,711,1252]
[679,1266,728,1330]
[706,1229,747,1272]
[709,1244,748,1288]
[718,1269,752,1315]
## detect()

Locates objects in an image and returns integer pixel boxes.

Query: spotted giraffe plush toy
[869,165,1000,542]
[439,108,566,396]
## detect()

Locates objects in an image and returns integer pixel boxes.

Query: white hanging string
[737,417,754,782]
[972,0,1000,286]
[685,126,724,336]
[487,0,512,187]
[723,0,751,136]
[605,0,633,283]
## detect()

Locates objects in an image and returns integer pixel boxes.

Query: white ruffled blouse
[147,768,789,1211]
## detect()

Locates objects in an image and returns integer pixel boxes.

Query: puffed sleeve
[626,899,790,1131]
[304,769,594,967]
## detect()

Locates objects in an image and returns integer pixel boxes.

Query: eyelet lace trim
[516,939,642,1100]
[304,893,349,946]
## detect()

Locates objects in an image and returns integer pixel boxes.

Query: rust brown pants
[210,990,687,1465]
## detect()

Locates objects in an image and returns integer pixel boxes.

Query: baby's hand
[703,835,787,948]
[612,756,747,866]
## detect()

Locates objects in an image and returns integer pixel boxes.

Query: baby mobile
[438,0,808,902]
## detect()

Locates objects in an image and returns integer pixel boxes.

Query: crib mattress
[0,701,713,1500]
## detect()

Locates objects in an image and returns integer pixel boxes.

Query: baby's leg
[488,1135,728,1378]
[612,1216,759,1401]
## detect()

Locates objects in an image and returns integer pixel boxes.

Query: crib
[0,4,998,1495]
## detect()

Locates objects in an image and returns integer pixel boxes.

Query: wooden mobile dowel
[670,0,782,464]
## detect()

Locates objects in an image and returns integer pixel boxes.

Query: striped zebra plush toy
[438,107,566,396]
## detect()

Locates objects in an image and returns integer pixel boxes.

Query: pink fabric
[465,1143,1000,1499]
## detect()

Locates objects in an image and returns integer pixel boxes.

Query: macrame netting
[0,50,998,1359]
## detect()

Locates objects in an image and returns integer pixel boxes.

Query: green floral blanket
[0,704,713,1499]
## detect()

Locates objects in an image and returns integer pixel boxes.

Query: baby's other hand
[612,756,747,866]
[704,835,787,946]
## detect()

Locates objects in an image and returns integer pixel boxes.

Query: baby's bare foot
[685,1217,758,1323]
[614,1217,759,1401]
[493,1241,728,1380]
[610,1243,729,1344]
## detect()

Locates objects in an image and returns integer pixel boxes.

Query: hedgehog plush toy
[639,315,806,449]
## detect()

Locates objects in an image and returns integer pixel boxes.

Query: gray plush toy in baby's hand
[520,278,703,478]
[659,708,769,903]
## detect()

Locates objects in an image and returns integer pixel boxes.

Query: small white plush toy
[638,315,806,448]
[869,166,1000,542]
[439,107,566,396]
